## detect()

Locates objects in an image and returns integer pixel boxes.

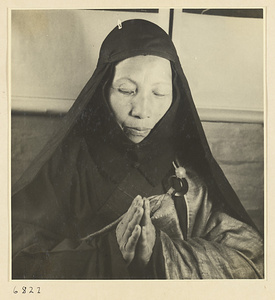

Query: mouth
[123,126,151,137]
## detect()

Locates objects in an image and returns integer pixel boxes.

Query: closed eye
[118,88,136,96]
[153,91,167,97]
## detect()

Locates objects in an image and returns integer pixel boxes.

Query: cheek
[109,93,130,124]
[152,98,172,122]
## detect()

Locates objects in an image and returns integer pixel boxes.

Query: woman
[12,19,263,279]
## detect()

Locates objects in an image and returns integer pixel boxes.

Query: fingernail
[134,195,140,204]
[138,207,144,214]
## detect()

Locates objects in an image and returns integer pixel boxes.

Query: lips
[123,126,151,137]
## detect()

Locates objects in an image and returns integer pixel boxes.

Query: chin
[127,135,147,144]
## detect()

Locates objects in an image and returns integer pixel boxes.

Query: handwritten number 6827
[13,286,41,294]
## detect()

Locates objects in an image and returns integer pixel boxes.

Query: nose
[130,91,150,119]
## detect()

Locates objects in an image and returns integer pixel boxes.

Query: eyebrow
[114,77,172,86]
[114,77,137,85]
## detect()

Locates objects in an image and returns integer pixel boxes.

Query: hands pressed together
[116,195,156,268]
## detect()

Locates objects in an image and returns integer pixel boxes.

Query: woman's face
[108,55,173,143]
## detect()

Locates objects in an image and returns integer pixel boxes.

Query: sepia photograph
[10,8,265,281]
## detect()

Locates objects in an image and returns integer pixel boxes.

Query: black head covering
[12,19,256,229]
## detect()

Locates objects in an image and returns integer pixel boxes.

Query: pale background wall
[11,9,264,233]
[173,10,263,113]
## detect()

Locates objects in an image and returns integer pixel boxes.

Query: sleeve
[148,168,264,279]
[12,145,130,279]
[13,225,130,279]
[157,211,264,279]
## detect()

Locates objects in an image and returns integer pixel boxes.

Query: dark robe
[12,19,264,279]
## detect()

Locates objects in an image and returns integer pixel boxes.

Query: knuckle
[132,234,139,241]
[126,225,134,233]
[120,242,126,252]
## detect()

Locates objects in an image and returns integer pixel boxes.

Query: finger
[141,198,151,227]
[120,195,143,231]
[138,226,154,265]
[132,195,143,208]
[127,195,143,218]
[118,199,144,243]
[125,224,141,252]
[122,205,144,241]
[139,221,156,249]
[132,205,144,227]
[138,226,148,248]
[139,225,155,252]
[145,198,151,225]
[117,196,143,242]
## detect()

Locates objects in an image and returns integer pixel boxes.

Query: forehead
[113,55,172,82]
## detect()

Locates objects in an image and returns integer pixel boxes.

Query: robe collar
[85,130,176,187]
